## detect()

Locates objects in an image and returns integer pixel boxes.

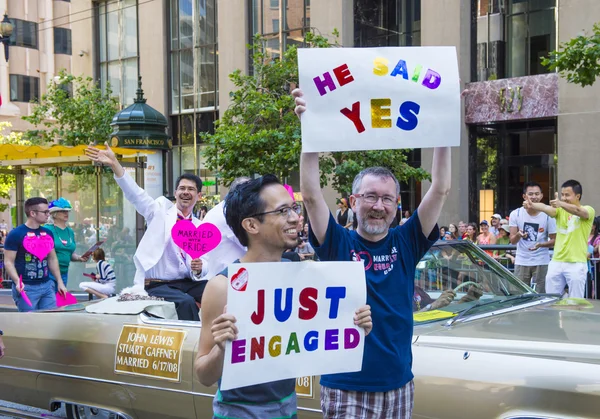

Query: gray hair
[352,167,400,195]
[230,176,251,192]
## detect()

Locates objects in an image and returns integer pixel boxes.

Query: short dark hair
[93,248,106,261]
[522,181,542,194]
[175,173,203,193]
[224,174,281,247]
[561,179,583,199]
[24,197,48,217]
[200,205,208,212]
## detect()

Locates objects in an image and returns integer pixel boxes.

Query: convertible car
[1,241,599,419]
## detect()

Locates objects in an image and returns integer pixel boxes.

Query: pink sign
[56,292,78,307]
[19,275,32,307]
[171,221,222,259]
[23,233,54,260]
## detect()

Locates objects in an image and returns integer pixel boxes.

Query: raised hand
[549,192,561,208]
[523,197,534,210]
[85,142,118,167]
[292,88,306,117]
[85,142,124,177]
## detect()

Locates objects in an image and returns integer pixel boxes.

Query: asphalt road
[0,400,66,419]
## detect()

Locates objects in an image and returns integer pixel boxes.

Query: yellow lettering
[268,335,281,357]
[373,57,389,76]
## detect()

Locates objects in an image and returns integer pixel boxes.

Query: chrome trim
[2,364,321,414]
[51,399,133,419]
[0,364,214,398]
[444,298,555,326]
[139,312,202,328]
[0,405,48,419]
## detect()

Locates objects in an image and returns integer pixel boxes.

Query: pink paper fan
[56,292,78,307]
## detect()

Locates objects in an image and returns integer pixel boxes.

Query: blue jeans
[49,272,68,292]
[12,280,56,312]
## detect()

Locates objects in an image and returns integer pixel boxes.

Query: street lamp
[0,14,13,62]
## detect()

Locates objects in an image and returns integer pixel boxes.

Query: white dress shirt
[201,201,246,279]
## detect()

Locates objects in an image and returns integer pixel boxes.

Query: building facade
[0,0,73,131]
[18,0,600,223]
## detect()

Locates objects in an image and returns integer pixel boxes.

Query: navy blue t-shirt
[309,210,438,392]
[4,224,54,284]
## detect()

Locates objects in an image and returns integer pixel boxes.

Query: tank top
[213,263,297,419]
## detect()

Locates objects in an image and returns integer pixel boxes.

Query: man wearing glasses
[86,143,207,321]
[4,197,67,311]
[195,175,372,418]
[294,89,450,419]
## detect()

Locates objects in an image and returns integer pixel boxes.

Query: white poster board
[297,47,461,152]
[221,261,367,391]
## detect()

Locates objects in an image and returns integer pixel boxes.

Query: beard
[358,210,390,235]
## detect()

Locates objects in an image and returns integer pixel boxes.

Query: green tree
[203,32,429,192]
[542,22,600,87]
[23,69,119,145]
[22,70,120,193]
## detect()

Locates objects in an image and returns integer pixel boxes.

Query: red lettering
[250,336,265,360]
[251,289,265,325]
[333,64,354,87]
[298,287,318,320]
[340,102,365,133]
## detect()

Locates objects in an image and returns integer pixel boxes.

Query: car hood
[414,299,600,364]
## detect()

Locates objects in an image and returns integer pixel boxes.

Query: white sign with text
[221,261,367,391]
[298,47,460,152]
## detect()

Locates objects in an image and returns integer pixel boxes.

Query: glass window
[9,75,40,103]
[170,0,218,114]
[249,0,311,53]
[97,0,139,106]
[9,19,38,49]
[54,28,72,55]
[475,0,556,81]
[354,0,421,47]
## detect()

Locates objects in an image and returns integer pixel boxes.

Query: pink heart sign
[171,221,222,259]
[23,233,55,260]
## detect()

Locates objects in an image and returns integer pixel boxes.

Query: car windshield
[412,241,556,325]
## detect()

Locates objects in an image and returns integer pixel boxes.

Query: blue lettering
[390,60,409,79]
[325,287,346,319]
[396,101,420,131]
[303,330,319,351]
[274,288,293,322]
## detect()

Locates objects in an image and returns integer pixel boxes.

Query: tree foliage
[203,31,429,192]
[23,69,119,145]
[542,23,600,87]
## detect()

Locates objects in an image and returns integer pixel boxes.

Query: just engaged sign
[220,261,367,391]
[297,47,461,152]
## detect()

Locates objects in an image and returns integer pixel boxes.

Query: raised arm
[417,147,451,236]
[294,89,330,245]
[524,198,557,218]
[86,143,158,219]
[549,192,590,220]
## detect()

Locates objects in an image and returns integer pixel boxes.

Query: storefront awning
[0,144,153,167]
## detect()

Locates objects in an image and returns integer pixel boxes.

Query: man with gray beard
[294,88,451,419]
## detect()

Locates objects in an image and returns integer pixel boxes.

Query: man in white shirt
[86,143,207,321]
[201,177,250,280]
[509,181,556,292]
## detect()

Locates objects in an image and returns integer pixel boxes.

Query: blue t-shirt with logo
[4,224,55,284]
[309,210,438,392]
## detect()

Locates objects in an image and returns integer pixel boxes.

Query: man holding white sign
[194,175,372,419]
[294,57,452,418]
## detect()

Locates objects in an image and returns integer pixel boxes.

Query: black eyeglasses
[250,203,302,219]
